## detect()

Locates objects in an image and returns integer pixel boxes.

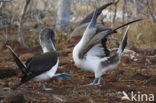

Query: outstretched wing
[81,19,142,57]
[71,23,112,38]
[71,2,114,38]
[78,2,114,26]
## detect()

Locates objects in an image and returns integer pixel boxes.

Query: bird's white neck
[40,40,56,53]
[73,27,96,60]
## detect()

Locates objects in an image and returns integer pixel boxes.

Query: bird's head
[40,28,55,44]
[40,28,56,52]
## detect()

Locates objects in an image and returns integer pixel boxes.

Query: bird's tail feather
[6,45,28,75]
[113,19,141,33]
[98,2,114,12]
[105,19,142,37]
[117,26,130,55]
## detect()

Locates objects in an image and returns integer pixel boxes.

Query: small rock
[7,93,25,103]
[121,56,130,64]
[0,81,8,87]
[0,67,17,79]
[132,73,151,80]
[40,97,48,103]
[146,77,156,85]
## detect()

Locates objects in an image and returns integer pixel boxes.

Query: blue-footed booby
[72,9,142,85]
[7,28,72,90]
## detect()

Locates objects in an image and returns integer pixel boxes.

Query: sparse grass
[105,18,156,49]
[129,19,156,48]
[26,32,40,47]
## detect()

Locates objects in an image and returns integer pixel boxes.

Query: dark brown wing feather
[26,51,58,73]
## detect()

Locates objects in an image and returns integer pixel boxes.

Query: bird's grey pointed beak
[88,9,98,29]
[51,37,55,44]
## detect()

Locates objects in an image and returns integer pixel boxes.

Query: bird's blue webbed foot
[85,73,103,86]
[41,82,52,91]
[53,72,72,80]
[95,74,102,85]
[85,78,98,86]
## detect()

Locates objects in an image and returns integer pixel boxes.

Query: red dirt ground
[0,39,156,103]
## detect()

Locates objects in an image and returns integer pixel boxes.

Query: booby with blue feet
[7,28,72,90]
[72,9,142,85]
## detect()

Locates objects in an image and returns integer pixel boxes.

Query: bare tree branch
[0,0,10,16]
[122,0,127,33]
[147,0,156,23]
[112,0,120,27]
[0,1,3,16]
[18,0,31,47]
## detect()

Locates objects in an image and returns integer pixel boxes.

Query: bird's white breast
[73,43,103,72]
[34,59,59,81]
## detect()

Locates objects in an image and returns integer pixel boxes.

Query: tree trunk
[43,0,48,11]
[0,2,3,16]
[56,0,71,32]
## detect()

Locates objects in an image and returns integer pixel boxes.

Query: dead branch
[0,2,3,16]
[147,0,156,23]
[0,0,10,16]
[18,0,31,47]
[122,0,127,33]
[112,0,120,27]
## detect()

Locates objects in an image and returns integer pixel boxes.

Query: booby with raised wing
[72,9,141,85]
[7,28,72,90]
